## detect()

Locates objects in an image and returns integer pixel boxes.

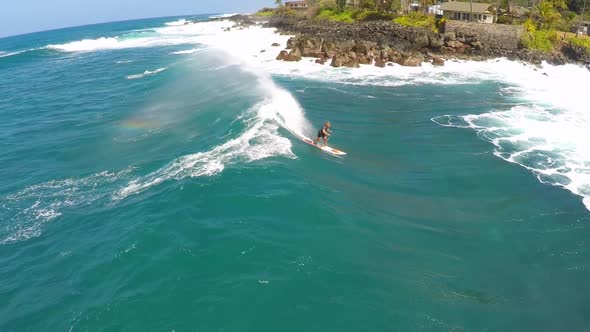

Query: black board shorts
[317,129,326,138]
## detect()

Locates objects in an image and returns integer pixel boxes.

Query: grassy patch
[314,9,394,23]
[393,13,435,29]
[567,35,590,53]
[254,10,275,17]
[316,9,356,23]
[521,29,560,53]
[520,19,561,53]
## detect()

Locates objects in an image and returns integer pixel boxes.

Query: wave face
[0,18,310,243]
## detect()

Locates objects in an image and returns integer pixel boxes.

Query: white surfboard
[293,132,347,156]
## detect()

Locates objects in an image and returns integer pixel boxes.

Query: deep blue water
[1,15,590,332]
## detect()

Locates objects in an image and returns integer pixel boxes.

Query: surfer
[313,121,332,146]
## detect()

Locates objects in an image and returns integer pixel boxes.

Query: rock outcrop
[266,15,588,67]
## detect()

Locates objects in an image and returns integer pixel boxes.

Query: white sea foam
[126,67,167,80]
[165,19,190,26]
[171,48,202,55]
[431,61,590,210]
[0,169,134,244]
[0,49,32,58]
[209,13,240,19]
[46,35,201,52]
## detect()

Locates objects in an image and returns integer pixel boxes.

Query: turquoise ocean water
[1,15,590,331]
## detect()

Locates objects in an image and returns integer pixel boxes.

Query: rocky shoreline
[223,14,589,69]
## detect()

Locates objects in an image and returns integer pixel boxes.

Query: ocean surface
[1,14,590,331]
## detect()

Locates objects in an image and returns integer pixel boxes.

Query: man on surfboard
[313,121,332,146]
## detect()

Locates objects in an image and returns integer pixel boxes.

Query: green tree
[336,0,348,10]
[537,0,563,28]
[275,0,283,6]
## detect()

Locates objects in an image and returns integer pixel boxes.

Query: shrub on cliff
[567,36,590,53]
[255,8,276,17]
[356,10,395,21]
[393,13,435,30]
[315,8,393,22]
[316,8,357,22]
[521,20,561,53]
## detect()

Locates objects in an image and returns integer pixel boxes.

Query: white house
[441,1,494,24]
[285,1,308,9]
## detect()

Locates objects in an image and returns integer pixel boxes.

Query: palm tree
[275,0,283,6]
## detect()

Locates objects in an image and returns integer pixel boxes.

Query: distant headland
[219,0,590,69]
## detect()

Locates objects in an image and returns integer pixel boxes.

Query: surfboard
[293,132,347,156]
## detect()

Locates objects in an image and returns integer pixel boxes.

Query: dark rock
[358,55,372,65]
[375,59,386,68]
[399,54,423,67]
[276,50,289,61]
[271,43,281,47]
[315,57,327,65]
[260,50,266,53]
[331,52,359,68]
[286,38,296,49]
[429,34,444,48]
[414,33,429,48]
[286,48,302,61]
[432,56,445,66]
[444,32,456,42]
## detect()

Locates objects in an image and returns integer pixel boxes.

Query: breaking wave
[432,62,590,211]
[126,67,167,80]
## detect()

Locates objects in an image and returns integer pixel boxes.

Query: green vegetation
[393,13,435,29]
[522,29,561,52]
[568,35,590,52]
[315,8,394,23]
[316,8,357,22]
[254,9,275,17]
[519,0,590,55]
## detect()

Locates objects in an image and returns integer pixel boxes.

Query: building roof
[285,1,307,4]
[442,1,493,14]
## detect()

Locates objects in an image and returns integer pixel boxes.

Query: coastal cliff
[221,14,589,68]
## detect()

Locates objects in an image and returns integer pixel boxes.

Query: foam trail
[126,67,167,80]
[0,51,22,58]
[1,169,134,244]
